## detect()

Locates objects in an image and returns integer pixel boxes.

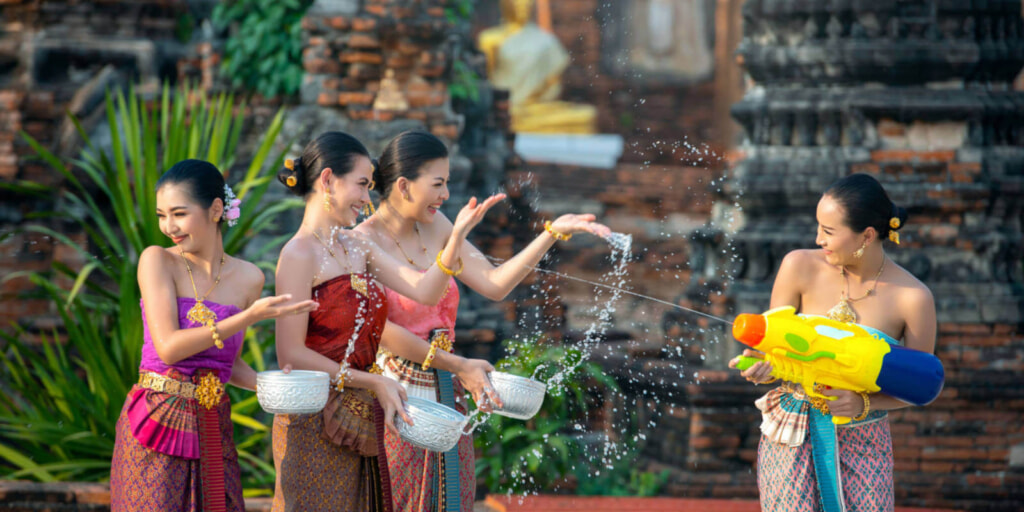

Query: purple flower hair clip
[223,184,241,227]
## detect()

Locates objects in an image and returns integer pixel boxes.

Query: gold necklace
[312,229,368,296]
[826,256,886,323]
[376,209,428,269]
[181,250,226,327]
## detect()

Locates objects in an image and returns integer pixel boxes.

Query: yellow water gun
[733,306,944,424]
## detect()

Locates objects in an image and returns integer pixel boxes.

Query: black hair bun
[277,157,308,196]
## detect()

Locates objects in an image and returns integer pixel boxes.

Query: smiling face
[815,194,866,267]
[156,183,222,252]
[400,157,450,224]
[323,155,375,227]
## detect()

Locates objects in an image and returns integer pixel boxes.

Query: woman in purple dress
[110,159,317,512]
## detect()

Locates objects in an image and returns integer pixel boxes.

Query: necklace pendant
[187,300,218,325]
[351,274,369,297]
[826,297,857,323]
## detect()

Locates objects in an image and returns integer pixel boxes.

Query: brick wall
[300,0,461,141]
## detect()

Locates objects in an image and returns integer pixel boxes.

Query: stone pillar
[728,1,1024,509]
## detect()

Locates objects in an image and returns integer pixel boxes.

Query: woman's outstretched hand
[549,213,612,238]
[247,294,319,322]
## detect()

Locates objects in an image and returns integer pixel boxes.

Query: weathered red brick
[340,52,382,65]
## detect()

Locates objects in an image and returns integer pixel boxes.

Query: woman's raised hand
[450,194,507,239]
[549,213,612,238]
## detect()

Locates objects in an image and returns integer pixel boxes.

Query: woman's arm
[834,286,937,414]
[379,321,503,409]
[141,247,283,365]
[228,356,257,391]
[274,239,348,376]
[364,194,506,305]
[730,250,811,383]
[433,213,611,301]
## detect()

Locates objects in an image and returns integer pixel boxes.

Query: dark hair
[374,131,449,199]
[156,159,228,224]
[824,173,908,242]
[277,131,372,196]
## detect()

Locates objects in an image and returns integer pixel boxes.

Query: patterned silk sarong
[379,353,475,512]
[758,412,894,512]
[271,273,392,512]
[111,377,243,512]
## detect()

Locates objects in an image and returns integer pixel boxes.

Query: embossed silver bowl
[396,397,467,452]
[489,371,547,420]
[256,370,330,414]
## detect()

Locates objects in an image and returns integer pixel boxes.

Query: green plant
[449,59,481,103]
[473,339,619,494]
[213,0,313,99]
[444,0,474,24]
[0,83,294,488]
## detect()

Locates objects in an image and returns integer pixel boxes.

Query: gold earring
[362,202,375,215]
[853,243,866,259]
[323,190,332,212]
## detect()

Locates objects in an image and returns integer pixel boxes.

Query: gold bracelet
[332,364,349,392]
[422,343,438,370]
[852,391,871,421]
[435,251,464,277]
[207,321,224,349]
[544,221,572,241]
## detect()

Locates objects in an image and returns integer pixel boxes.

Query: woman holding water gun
[729,173,936,512]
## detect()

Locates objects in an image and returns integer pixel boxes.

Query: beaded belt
[138,371,225,410]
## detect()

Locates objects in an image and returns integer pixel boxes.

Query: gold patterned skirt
[272,412,390,512]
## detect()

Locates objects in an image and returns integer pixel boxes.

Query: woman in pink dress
[354,131,611,512]
[110,159,316,512]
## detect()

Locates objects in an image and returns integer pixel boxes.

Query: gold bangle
[544,221,572,241]
[852,391,871,421]
[422,344,438,370]
[207,322,223,349]
[435,251,464,277]
[332,364,349,392]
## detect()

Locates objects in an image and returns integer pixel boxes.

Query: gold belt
[138,371,225,410]
[780,381,832,415]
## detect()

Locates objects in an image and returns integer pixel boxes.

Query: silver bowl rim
[489,371,547,391]
[256,370,330,383]
[403,396,466,426]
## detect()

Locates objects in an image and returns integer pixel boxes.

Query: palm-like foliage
[0,84,295,488]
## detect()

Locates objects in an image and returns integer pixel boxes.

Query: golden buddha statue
[373,69,409,112]
[478,0,597,134]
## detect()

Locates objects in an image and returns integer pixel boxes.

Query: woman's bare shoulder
[888,260,934,302]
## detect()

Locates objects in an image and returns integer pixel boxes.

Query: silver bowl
[489,371,546,420]
[256,370,329,414]
[396,397,467,452]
